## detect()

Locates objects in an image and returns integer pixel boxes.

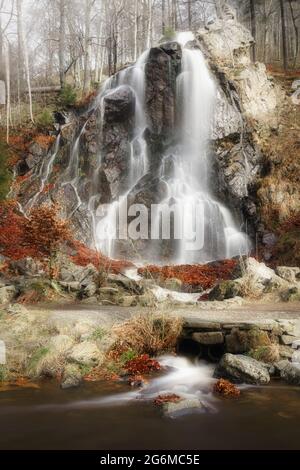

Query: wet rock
[163,397,202,417]
[215,353,270,384]
[145,42,181,139]
[208,280,241,301]
[192,331,224,345]
[101,85,136,199]
[61,364,82,389]
[280,362,300,385]
[103,85,135,123]
[68,341,103,367]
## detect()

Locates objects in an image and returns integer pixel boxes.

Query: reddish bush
[154,394,182,405]
[0,201,35,260]
[213,379,240,398]
[124,354,161,375]
[138,259,238,290]
[70,240,134,274]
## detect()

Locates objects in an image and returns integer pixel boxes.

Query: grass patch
[28,346,49,374]
[248,344,280,363]
[113,313,182,356]
[89,327,107,341]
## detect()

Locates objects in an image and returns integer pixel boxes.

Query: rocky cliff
[9,13,298,265]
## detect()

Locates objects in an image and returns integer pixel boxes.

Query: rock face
[215,353,270,384]
[12,13,286,259]
[145,42,181,142]
[101,85,136,199]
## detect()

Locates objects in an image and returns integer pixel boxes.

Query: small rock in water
[162,397,202,417]
[61,364,82,389]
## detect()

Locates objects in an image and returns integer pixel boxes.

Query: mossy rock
[208,280,241,301]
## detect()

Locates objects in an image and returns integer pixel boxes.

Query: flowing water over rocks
[14,33,256,265]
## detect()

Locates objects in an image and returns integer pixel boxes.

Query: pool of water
[1,358,300,450]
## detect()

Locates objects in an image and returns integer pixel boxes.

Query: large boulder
[103,85,135,123]
[101,85,136,198]
[215,353,270,384]
[276,266,300,284]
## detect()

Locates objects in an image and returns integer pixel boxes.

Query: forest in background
[0,0,299,127]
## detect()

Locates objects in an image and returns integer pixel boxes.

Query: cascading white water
[156,32,250,264]
[25,134,61,212]
[95,51,149,257]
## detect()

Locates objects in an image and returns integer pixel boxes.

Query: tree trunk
[59,0,66,88]
[4,41,10,143]
[17,0,34,122]
[187,0,192,29]
[279,0,288,71]
[249,0,257,62]
[162,0,166,35]
[83,0,92,94]
[134,0,138,61]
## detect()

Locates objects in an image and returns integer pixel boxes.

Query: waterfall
[94,51,149,257]
[154,32,250,264]
[24,33,250,265]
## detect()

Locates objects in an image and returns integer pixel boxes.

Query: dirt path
[30,301,300,330]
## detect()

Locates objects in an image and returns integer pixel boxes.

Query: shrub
[214,379,240,398]
[248,344,280,363]
[113,313,182,356]
[124,354,161,375]
[59,84,77,107]
[36,108,54,129]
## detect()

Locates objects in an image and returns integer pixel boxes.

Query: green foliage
[89,327,107,341]
[28,346,49,372]
[0,141,12,201]
[59,84,77,107]
[162,27,176,41]
[119,349,137,365]
[36,108,54,129]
